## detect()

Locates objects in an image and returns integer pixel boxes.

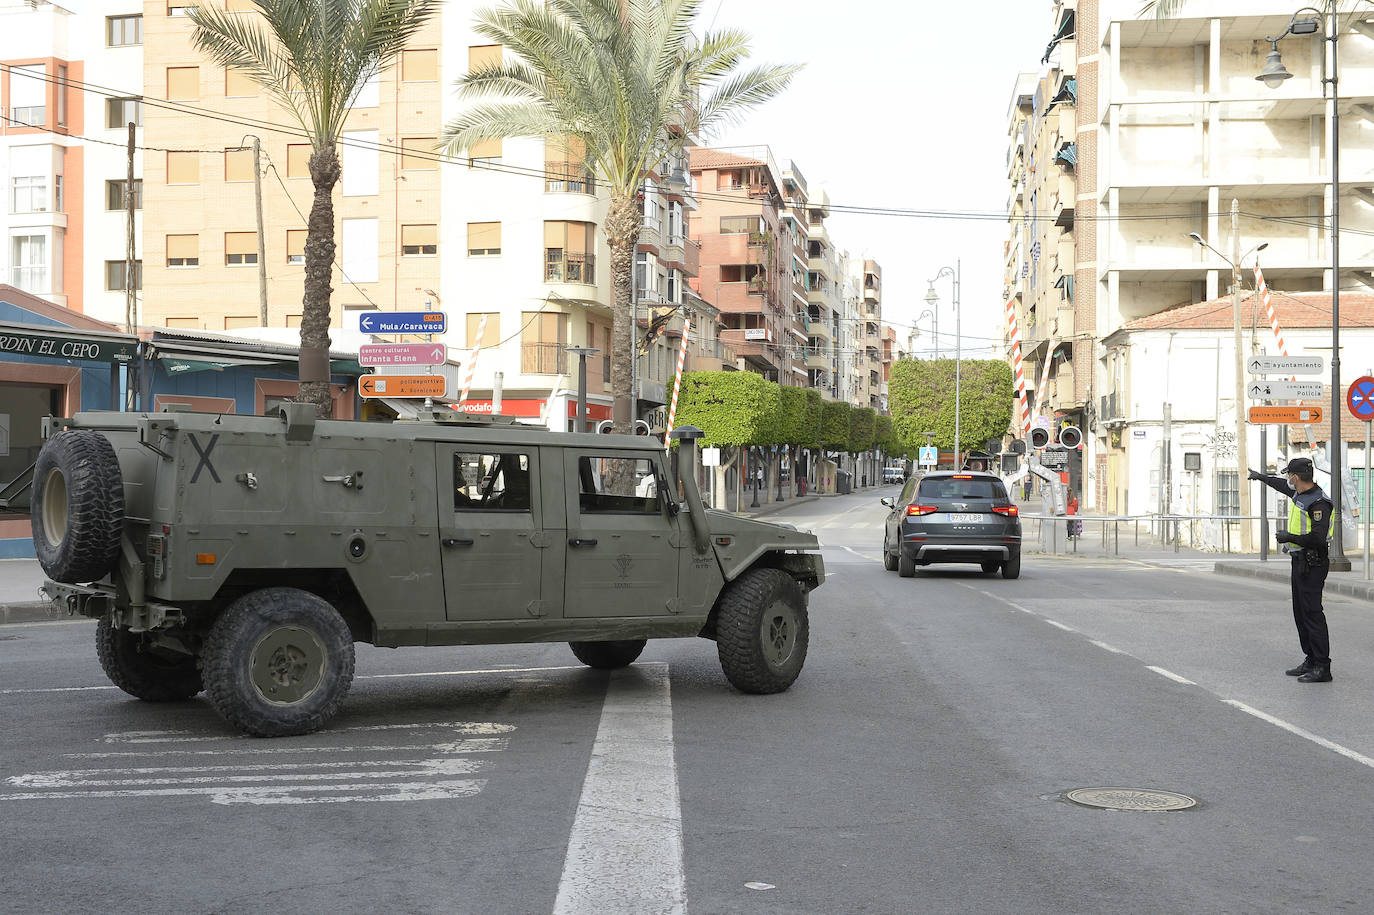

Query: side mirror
[880,497,894,509]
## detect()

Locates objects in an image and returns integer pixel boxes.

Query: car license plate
[947,513,982,524]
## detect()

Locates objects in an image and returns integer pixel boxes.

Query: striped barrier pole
[664,319,691,448]
[458,312,487,408]
[1005,296,1031,440]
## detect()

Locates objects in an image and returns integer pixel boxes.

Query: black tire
[202,588,355,737]
[882,539,899,571]
[715,568,808,694]
[981,561,1000,574]
[1002,552,1022,580]
[31,430,125,584]
[569,639,647,669]
[96,617,203,701]
[898,551,916,578]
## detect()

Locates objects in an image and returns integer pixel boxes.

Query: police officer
[1249,457,1334,683]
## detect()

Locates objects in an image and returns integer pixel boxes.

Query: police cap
[1282,457,1314,475]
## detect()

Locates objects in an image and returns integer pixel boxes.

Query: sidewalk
[0,558,59,625]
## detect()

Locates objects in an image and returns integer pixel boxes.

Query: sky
[703,0,1051,361]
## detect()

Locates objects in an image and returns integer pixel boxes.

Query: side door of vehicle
[437,443,555,621]
[562,449,681,618]
[888,474,919,546]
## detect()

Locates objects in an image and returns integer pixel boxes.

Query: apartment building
[850,258,884,411]
[801,185,841,399]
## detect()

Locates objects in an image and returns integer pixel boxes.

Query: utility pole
[253,137,268,326]
[1231,200,1252,551]
[125,122,136,335]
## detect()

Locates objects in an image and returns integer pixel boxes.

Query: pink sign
[358,343,447,367]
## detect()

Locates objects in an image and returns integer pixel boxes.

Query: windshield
[917,477,1008,501]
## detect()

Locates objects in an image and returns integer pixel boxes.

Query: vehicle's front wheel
[96,618,203,701]
[569,639,646,669]
[202,588,355,737]
[898,551,916,577]
[1002,551,1022,580]
[883,539,899,571]
[715,568,809,694]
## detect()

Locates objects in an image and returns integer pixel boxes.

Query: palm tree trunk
[605,193,639,434]
[298,147,342,416]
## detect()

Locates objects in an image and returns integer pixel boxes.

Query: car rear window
[916,477,1008,501]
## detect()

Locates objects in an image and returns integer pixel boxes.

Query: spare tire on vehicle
[31,430,125,584]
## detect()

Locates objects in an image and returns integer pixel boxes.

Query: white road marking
[555,662,685,915]
[100,721,516,743]
[1089,639,1127,655]
[0,780,486,805]
[1146,666,1195,685]
[842,546,880,562]
[66,738,509,759]
[1223,700,1374,769]
[10,758,483,788]
[1044,620,1075,632]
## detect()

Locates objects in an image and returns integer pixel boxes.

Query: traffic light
[634,420,651,435]
[1059,425,1082,449]
[1030,427,1051,449]
[595,420,614,433]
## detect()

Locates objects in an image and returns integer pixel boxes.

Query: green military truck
[30,405,824,737]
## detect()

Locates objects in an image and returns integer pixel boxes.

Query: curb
[1214,561,1374,603]
[737,494,822,520]
[0,601,65,625]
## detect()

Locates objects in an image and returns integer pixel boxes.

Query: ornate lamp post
[926,262,962,463]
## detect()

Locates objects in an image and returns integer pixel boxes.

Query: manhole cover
[1063,788,1198,811]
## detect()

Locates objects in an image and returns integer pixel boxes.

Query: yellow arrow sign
[1248,405,1323,424]
[358,374,447,399]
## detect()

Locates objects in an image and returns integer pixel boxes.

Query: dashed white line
[1145,666,1195,685]
[1224,700,1374,769]
[1089,639,1127,655]
[1044,620,1075,632]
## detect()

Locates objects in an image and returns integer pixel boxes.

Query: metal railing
[1020,512,1295,557]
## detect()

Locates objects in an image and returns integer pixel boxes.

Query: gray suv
[880,470,1021,579]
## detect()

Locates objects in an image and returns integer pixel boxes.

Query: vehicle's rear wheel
[1002,552,1022,580]
[569,639,647,669]
[202,588,355,737]
[898,551,916,577]
[96,617,203,701]
[981,560,1000,574]
[715,568,809,694]
[882,539,898,571]
[31,430,125,584]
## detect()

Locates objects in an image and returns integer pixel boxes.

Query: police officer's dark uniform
[1250,458,1334,683]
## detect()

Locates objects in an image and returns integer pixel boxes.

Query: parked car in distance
[882,466,905,485]
[880,470,1021,579]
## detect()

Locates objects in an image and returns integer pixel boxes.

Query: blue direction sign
[358,311,446,334]
[1348,376,1374,421]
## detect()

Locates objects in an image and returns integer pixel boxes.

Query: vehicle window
[578,456,660,514]
[916,477,1008,500]
[899,476,919,504]
[454,451,532,512]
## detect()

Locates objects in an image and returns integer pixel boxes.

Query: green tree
[874,414,894,454]
[888,358,1014,457]
[776,385,812,446]
[187,0,438,414]
[674,371,781,447]
[440,0,798,431]
[849,406,877,454]
[819,400,850,451]
[802,390,824,449]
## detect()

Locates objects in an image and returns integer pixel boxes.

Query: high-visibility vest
[1286,496,1335,550]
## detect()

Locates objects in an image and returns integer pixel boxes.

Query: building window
[224,315,257,329]
[105,259,141,291]
[468,44,502,73]
[166,151,199,184]
[54,175,62,211]
[166,234,199,267]
[167,1,192,15]
[402,48,438,81]
[286,229,305,265]
[719,215,761,234]
[107,14,142,46]
[545,221,595,284]
[106,179,142,211]
[225,148,254,182]
[10,234,46,291]
[225,231,258,265]
[56,65,67,127]
[667,269,678,304]
[602,326,611,379]
[11,177,47,213]
[10,64,45,127]
[106,97,141,129]
[521,312,567,374]
[545,135,592,192]
[166,66,199,101]
[286,144,310,178]
[467,222,501,256]
[466,313,500,348]
[401,137,436,170]
[1216,470,1239,516]
[468,137,501,162]
[224,0,255,10]
[165,317,199,328]
[401,224,437,256]
[225,68,256,97]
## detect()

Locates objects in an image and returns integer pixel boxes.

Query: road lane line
[1089,640,1127,655]
[1224,700,1374,769]
[841,546,880,562]
[1146,666,1195,685]
[555,662,685,915]
[1044,620,1075,632]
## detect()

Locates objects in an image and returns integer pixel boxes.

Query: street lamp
[1189,230,1267,551]
[926,262,962,464]
[1259,4,1351,570]
[910,309,935,358]
[921,289,941,359]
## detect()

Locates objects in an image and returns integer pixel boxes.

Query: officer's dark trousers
[1290,554,1330,666]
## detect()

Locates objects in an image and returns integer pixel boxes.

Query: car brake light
[993,505,1018,517]
[952,474,973,479]
[906,504,938,516]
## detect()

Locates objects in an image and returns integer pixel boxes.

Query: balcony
[544,162,595,194]
[521,342,568,376]
[863,283,880,305]
[545,251,595,286]
[805,351,830,371]
[11,265,48,293]
[807,256,830,276]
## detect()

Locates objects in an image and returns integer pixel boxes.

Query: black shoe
[1286,660,1316,677]
[1297,665,1333,683]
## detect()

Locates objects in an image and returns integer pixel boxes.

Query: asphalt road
[5,487,1374,914]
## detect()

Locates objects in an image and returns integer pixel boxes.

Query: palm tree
[441,0,799,431]
[187,0,437,414]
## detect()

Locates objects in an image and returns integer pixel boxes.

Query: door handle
[568,537,598,548]
[442,538,475,548]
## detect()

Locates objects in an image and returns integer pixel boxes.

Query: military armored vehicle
[31,405,824,737]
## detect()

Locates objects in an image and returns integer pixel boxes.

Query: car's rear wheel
[715,568,808,694]
[96,618,203,701]
[202,587,355,737]
[981,560,1000,574]
[1002,552,1022,579]
[883,538,898,571]
[898,551,916,577]
[569,639,646,669]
